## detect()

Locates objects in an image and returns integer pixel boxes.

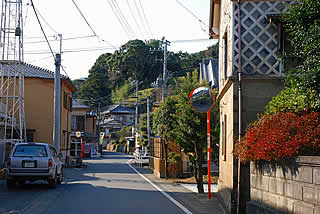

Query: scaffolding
[0,0,25,167]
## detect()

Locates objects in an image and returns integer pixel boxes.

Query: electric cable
[112,0,137,39]
[24,35,96,44]
[24,46,118,54]
[133,0,150,39]
[175,0,209,28]
[126,0,145,39]
[34,7,58,35]
[107,0,133,40]
[23,2,30,29]
[138,0,153,38]
[26,55,53,63]
[30,0,55,59]
[30,0,72,79]
[71,0,115,48]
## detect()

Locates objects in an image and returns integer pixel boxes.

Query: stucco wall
[218,77,283,213]
[218,81,235,213]
[24,78,73,153]
[248,157,320,214]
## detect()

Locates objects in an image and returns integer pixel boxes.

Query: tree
[153,97,178,178]
[266,0,320,113]
[174,71,205,193]
[137,113,153,148]
[79,53,112,107]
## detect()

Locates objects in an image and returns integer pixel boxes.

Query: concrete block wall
[247,156,320,214]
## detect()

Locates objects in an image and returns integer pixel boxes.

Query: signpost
[98,132,105,157]
[189,86,215,199]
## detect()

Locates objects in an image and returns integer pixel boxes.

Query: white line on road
[127,160,193,214]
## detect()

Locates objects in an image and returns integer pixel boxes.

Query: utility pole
[162,40,170,103]
[98,101,101,136]
[147,97,150,152]
[98,100,101,156]
[53,34,62,152]
[135,80,139,149]
[53,53,61,152]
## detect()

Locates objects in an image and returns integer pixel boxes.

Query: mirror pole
[207,111,211,199]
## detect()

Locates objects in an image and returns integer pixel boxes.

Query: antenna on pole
[0,0,26,166]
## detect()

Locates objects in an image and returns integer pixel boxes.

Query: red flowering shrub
[233,112,320,163]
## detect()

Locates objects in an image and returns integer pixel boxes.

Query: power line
[24,35,95,44]
[175,0,209,28]
[30,1,71,79]
[23,3,30,29]
[26,55,53,63]
[71,0,115,48]
[138,0,153,38]
[34,7,58,35]
[133,0,150,39]
[112,0,137,39]
[30,0,55,59]
[108,0,133,40]
[24,46,118,54]
[170,38,214,43]
[126,0,145,39]
[24,35,56,39]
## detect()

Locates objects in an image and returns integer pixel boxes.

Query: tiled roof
[72,100,90,109]
[102,105,135,114]
[0,61,68,79]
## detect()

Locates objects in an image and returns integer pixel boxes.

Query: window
[221,115,227,161]
[76,116,85,132]
[14,145,47,157]
[62,134,65,146]
[71,116,76,131]
[69,96,72,112]
[26,132,34,142]
[268,16,301,72]
[280,29,301,71]
[224,34,228,81]
[49,146,57,157]
[63,92,68,109]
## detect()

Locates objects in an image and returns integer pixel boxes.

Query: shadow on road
[45,182,188,214]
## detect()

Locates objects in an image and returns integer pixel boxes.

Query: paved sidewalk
[129,161,227,214]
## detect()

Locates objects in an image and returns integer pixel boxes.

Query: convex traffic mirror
[189,86,215,113]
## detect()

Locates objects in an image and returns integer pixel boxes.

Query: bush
[265,87,320,114]
[233,112,320,163]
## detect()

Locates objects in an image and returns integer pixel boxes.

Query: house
[70,100,97,158]
[200,58,219,89]
[209,0,295,213]
[0,62,76,166]
[100,104,135,136]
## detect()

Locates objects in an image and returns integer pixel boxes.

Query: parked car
[6,142,63,189]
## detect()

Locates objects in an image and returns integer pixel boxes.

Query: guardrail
[134,151,150,167]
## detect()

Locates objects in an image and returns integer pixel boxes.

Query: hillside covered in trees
[74,39,218,107]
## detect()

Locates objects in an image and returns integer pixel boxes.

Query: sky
[6,0,217,80]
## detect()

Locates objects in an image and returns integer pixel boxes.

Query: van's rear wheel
[57,168,63,184]
[48,172,57,189]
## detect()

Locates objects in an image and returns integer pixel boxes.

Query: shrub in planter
[233,112,320,163]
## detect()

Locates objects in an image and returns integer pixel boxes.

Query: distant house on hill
[100,105,135,136]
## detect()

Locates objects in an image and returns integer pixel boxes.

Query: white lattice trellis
[233,1,295,76]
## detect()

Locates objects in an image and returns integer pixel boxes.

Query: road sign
[99,132,105,145]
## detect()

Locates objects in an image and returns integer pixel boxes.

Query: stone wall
[247,156,320,214]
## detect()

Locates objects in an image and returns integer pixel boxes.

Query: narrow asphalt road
[0,152,186,214]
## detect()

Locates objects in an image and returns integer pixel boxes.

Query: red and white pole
[207,111,211,199]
